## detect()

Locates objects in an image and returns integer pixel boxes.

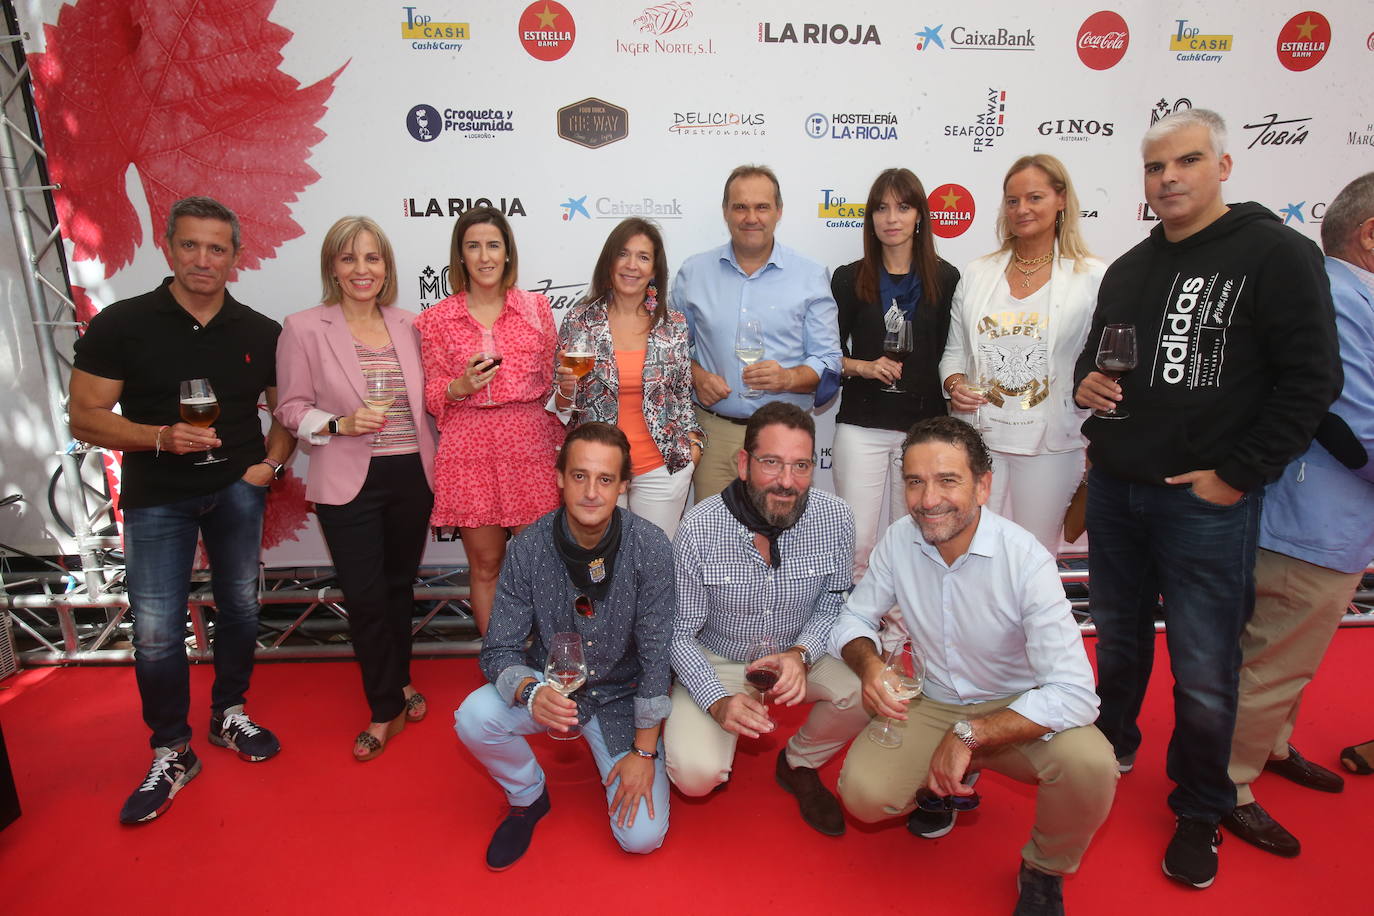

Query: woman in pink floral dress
[415,207,564,633]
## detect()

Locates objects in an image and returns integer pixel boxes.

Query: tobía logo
[929,184,975,238]
[407,104,442,142]
[1276,12,1330,71]
[1077,11,1128,69]
[1241,113,1311,149]
[557,98,629,149]
[520,1,576,61]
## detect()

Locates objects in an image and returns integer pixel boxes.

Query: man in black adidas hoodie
[1073,109,1339,890]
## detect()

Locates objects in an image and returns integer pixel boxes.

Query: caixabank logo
[929,184,975,238]
[816,190,864,229]
[914,22,1035,52]
[1276,12,1330,71]
[804,112,898,141]
[560,194,685,221]
[401,6,470,50]
[757,21,881,46]
[520,1,576,61]
[1279,200,1325,226]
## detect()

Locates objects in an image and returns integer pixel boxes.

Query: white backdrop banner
[15,0,1373,564]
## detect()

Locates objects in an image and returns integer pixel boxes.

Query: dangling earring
[1055,210,1064,234]
[645,283,658,310]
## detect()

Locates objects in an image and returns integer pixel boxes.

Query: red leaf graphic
[30,0,345,277]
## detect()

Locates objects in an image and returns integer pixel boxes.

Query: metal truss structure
[0,4,1369,670]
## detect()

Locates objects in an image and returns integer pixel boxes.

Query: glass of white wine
[362,368,398,412]
[544,632,587,740]
[962,354,994,432]
[179,378,226,466]
[735,319,765,399]
[867,641,925,748]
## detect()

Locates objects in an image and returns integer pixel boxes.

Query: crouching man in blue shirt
[455,422,675,870]
[832,417,1118,916]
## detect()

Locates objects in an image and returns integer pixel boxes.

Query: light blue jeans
[454,684,670,854]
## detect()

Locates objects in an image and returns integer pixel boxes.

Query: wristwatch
[952,719,979,750]
[327,416,341,436]
[631,746,659,760]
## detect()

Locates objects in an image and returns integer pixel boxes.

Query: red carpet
[1,629,1369,914]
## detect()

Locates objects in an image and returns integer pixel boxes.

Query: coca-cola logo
[1077,11,1129,70]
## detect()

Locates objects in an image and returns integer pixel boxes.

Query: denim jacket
[555,297,703,473]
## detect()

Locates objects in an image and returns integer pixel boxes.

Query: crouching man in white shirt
[831,416,1117,916]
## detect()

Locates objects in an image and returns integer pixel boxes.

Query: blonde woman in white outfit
[938,154,1106,555]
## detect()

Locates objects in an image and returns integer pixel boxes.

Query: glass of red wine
[1094,323,1137,420]
[744,636,781,729]
[879,319,912,393]
[477,327,502,407]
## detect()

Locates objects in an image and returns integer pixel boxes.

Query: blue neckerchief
[879,268,923,321]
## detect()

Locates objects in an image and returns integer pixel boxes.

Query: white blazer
[938,247,1106,454]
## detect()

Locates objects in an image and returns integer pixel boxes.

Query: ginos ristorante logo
[1276,11,1330,71]
[1077,11,1129,69]
[929,184,975,238]
[520,2,576,61]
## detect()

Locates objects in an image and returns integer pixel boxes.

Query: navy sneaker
[1014,862,1065,916]
[119,745,201,824]
[209,705,280,762]
[486,787,552,871]
[1162,816,1222,888]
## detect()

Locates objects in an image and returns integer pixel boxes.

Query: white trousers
[987,448,1085,557]
[830,423,907,584]
[619,461,694,542]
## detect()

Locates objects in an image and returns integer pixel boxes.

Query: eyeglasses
[915,787,981,813]
[574,594,595,619]
[748,452,816,478]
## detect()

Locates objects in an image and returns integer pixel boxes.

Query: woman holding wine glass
[416,206,565,633]
[552,218,702,540]
[939,154,1107,554]
[275,216,438,761]
[831,168,960,582]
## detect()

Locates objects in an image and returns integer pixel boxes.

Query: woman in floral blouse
[553,219,702,539]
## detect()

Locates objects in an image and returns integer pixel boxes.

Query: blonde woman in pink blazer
[275,216,438,761]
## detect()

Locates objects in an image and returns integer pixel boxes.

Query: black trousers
[316,453,434,722]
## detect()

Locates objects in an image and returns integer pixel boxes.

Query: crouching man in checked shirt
[665,401,867,836]
[454,423,674,870]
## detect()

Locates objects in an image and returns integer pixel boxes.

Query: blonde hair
[320,216,398,307]
[994,154,1094,268]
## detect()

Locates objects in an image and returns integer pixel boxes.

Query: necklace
[1010,250,1053,288]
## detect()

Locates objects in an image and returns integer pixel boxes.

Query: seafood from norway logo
[519,2,575,61]
[943,89,1007,153]
[756,22,881,45]
[1169,19,1232,62]
[929,184,975,238]
[1076,11,1128,69]
[400,6,469,50]
[618,2,714,55]
[1276,12,1330,71]
[816,190,864,228]
[804,112,898,141]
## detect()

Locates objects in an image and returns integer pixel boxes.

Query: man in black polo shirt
[69,196,294,824]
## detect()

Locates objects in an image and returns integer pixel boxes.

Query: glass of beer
[561,328,595,416]
[179,378,226,465]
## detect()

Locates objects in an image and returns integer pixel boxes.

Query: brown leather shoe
[1221,801,1300,857]
[1265,744,1345,793]
[774,750,845,836]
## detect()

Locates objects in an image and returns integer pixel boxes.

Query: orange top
[615,349,665,476]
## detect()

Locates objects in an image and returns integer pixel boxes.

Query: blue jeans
[1085,468,1260,822]
[124,477,268,748]
[454,684,670,854]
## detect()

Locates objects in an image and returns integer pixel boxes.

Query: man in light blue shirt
[1222,172,1374,859]
[830,417,1116,916]
[672,164,841,502]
